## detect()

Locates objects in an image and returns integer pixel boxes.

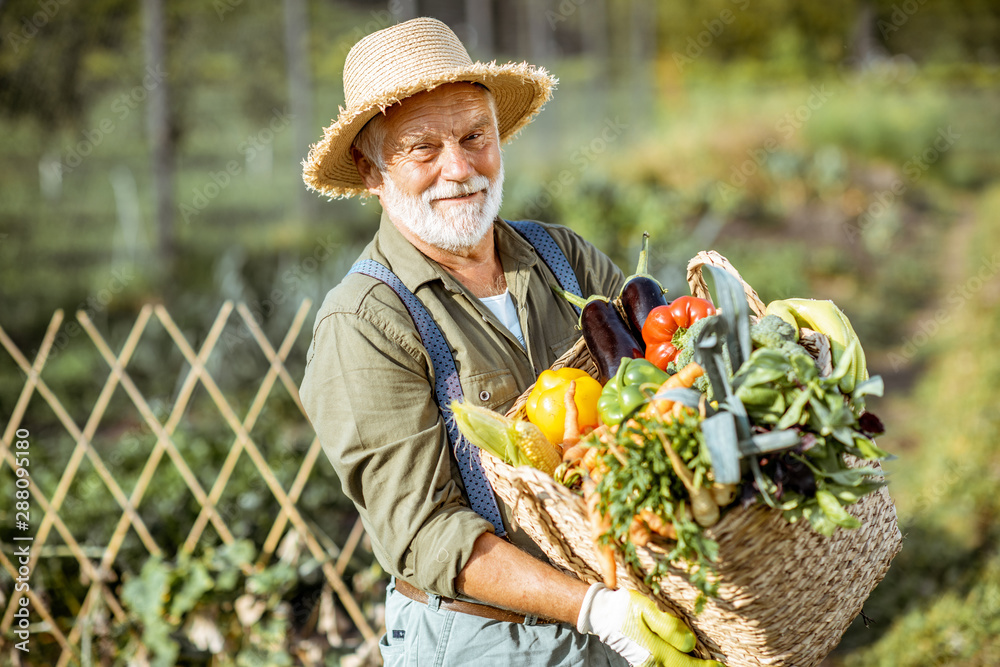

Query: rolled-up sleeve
[300,295,494,597]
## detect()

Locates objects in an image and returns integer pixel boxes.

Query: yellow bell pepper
[525,368,602,445]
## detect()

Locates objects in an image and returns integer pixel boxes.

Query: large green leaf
[121,557,170,624]
[701,412,741,484]
[702,264,752,372]
[170,560,214,619]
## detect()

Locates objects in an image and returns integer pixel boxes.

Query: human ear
[351,146,384,194]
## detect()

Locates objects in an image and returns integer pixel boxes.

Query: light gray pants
[379,579,629,666]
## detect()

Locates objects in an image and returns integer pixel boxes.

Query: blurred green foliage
[831,185,1000,666]
[114,540,307,666]
[2,0,1000,664]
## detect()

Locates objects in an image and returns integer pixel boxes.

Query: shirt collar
[373,210,538,292]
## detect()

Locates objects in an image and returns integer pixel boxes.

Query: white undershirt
[479,290,525,347]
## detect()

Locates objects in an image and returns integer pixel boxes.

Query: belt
[393,579,556,625]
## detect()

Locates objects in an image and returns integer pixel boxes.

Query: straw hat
[302,17,557,199]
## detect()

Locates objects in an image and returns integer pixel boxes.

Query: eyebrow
[466,113,492,133]
[397,113,494,149]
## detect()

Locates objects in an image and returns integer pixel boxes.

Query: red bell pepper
[641,296,717,370]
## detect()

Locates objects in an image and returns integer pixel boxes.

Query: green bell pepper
[597,357,670,426]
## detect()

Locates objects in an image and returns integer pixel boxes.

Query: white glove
[577,584,723,667]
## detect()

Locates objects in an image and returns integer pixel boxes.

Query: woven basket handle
[686,250,767,319]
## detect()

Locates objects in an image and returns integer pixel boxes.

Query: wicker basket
[480,251,902,667]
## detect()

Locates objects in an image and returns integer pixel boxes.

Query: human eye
[462,130,486,145]
[407,137,437,155]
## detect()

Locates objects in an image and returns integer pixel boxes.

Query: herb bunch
[595,409,721,606]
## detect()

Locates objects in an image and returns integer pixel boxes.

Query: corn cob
[451,401,562,475]
[512,419,562,474]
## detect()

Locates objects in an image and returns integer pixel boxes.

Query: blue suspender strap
[506,219,584,313]
[348,259,508,537]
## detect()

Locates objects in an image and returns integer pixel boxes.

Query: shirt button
[479,390,491,402]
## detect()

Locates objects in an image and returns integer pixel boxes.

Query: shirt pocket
[462,369,521,412]
[548,332,581,363]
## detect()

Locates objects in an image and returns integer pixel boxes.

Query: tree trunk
[580,0,610,80]
[850,2,888,68]
[391,0,419,22]
[142,0,174,269]
[284,0,316,222]
[627,0,655,122]
[628,0,656,65]
[464,0,494,57]
[524,0,554,62]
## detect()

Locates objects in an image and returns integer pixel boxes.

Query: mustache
[423,174,492,202]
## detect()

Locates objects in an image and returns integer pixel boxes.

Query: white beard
[379,163,505,253]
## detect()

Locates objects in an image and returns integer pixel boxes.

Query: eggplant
[553,286,643,384]
[616,232,668,351]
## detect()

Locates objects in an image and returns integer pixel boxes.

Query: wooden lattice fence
[0,301,385,666]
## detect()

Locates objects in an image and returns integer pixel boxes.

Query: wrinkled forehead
[382,82,495,142]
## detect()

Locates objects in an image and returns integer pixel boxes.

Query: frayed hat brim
[302,19,556,199]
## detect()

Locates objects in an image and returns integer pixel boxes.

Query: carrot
[622,419,647,449]
[673,361,705,387]
[562,380,580,453]
[606,442,629,467]
[582,446,603,476]
[629,514,652,548]
[594,423,617,446]
[562,442,589,463]
[698,393,709,420]
[643,362,705,418]
[584,478,616,589]
[639,509,677,540]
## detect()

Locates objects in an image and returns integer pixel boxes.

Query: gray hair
[352,84,498,174]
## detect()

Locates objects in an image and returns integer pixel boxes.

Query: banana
[766,298,866,393]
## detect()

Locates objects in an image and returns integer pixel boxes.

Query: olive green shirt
[300,213,624,598]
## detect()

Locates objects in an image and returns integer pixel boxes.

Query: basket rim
[486,249,901,666]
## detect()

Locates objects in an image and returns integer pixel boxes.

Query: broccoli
[672,314,721,369]
[750,314,797,350]
[750,315,816,370]
[670,314,725,395]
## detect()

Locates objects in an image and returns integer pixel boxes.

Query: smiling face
[353,82,505,254]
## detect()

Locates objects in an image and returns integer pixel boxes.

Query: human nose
[439,142,476,182]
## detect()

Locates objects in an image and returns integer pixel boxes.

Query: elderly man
[299,17,722,667]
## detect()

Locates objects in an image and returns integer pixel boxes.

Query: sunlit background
[1,1,999,665]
